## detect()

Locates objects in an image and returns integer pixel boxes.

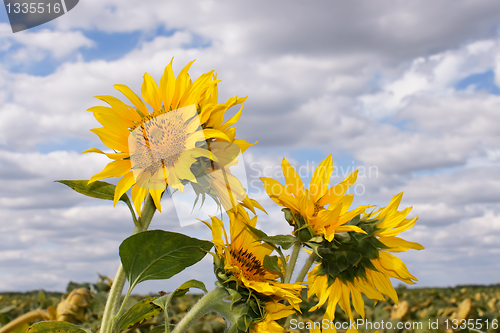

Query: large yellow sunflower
[307,193,424,321]
[84,59,255,214]
[261,156,367,241]
[205,205,304,309]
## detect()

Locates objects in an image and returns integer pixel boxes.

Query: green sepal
[296,225,314,242]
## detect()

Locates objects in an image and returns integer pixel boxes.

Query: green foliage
[26,321,92,333]
[259,235,297,250]
[119,230,213,292]
[153,280,208,333]
[115,297,162,333]
[55,180,126,203]
[263,255,284,281]
[55,180,137,224]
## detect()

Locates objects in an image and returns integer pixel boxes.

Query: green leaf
[120,230,213,291]
[55,180,137,224]
[115,297,162,333]
[244,223,268,239]
[27,321,92,333]
[259,235,297,250]
[55,180,123,202]
[152,280,206,333]
[149,325,166,333]
[172,279,208,298]
[263,255,284,281]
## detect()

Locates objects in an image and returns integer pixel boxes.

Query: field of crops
[1,279,499,333]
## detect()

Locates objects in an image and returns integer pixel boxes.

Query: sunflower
[307,193,424,321]
[84,59,255,214]
[261,156,368,242]
[206,206,304,309]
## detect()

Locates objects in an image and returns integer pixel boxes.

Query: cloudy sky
[2,0,500,294]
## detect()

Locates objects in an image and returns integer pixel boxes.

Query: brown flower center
[313,201,325,218]
[131,111,189,176]
[230,248,267,282]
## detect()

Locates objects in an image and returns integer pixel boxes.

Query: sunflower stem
[171,287,241,333]
[295,251,318,283]
[100,193,157,333]
[283,251,319,330]
[284,242,301,283]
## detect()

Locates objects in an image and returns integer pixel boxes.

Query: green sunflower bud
[296,225,315,243]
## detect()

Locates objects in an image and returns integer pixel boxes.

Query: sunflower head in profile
[260,156,368,242]
[203,204,303,332]
[84,59,256,215]
[307,193,424,322]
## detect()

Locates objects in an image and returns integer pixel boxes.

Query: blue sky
[2,0,500,294]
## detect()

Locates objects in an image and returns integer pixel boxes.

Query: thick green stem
[100,193,157,333]
[171,287,241,333]
[295,251,318,283]
[283,251,319,330]
[284,242,301,283]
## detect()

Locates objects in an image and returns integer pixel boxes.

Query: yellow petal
[149,188,163,212]
[281,158,305,198]
[141,73,162,112]
[219,103,243,132]
[131,184,147,216]
[114,84,149,116]
[377,252,418,282]
[311,155,333,201]
[89,160,131,183]
[319,170,358,206]
[377,193,403,219]
[203,128,230,141]
[113,172,135,206]
[90,128,129,152]
[350,282,365,319]
[159,58,176,110]
[95,95,142,122]
[378,236,424,252]
[260,177,288,206]
[82,148,129,160]
[171,60,195,109]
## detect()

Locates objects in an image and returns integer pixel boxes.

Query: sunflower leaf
[259,235,297,250]
[171,279,208,298]
[244,223,268,239]
[55,180,124,202]
[115,297,162,333]
[55,180,137,225]
[149,325,166,333]
[263,255,284,281]
[26,321,92,333]
[152,280,207,333]
[119,230,213,292]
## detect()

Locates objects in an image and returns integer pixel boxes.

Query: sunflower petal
[141,73,162,112]
[281,158,305,198]
[311,155,333,201]
[114,84,149,116]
